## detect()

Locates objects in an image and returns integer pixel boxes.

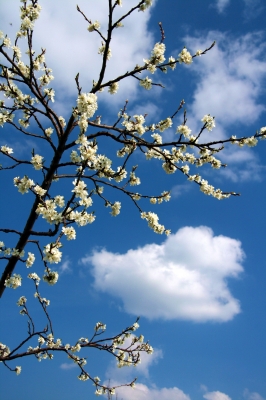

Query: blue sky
[0,0,266,399]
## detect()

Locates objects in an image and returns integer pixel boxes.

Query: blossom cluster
[122,114,146,135]
[144,42,166,73]
[0,342,10,358]
[141,211,167,234]
[26,252,35,267]
[74,93,98,133]
[98,44,112,60]
[36,198,64,225]
[4,274,22,289]
[28,272,41,285]
[110,201,121,216]
[62,226,76,240]
[177,124,192,138]
[231,135,261,147]
[88,20,100,32]
[178,48,193,64]
[201,114,215,131]
[1,145,13,154]
[19,2,42,36]
[71,134,128,184]
[108,82,119,94]
[72,179,93,208]
[43,268,59,285]
[0,242,25,258]
[31,154,44,170]
[0,112,14,128]
[17,296,27,306]
[43,243,62,264]
[139,0,153,12]
[14,176,34,194]
[140,76,152,90]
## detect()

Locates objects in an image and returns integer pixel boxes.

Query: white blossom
[196,49,203,56]
[0,342,10,358]
[43,268,59,285]
[108,82,119,94]
[59,116,66,127]
[43,243,62,264]
[62,226,76,240]
[15,366,22,375]
[168,56,176,70]
[1,145,13,154]
[31,154,43,170]
[201,114,215,131]
[98,44,112,60]
[87,21,100,32]
[140,76,152,90]
[139,0,153,11]
[178,47,193,64]
[33,185,47,197]
[177,124,191,138]
[14,176,35,194]
[158,117,172,132]
[94,322,106,331]
[28,272,41,285]
[45,127,53,136]
[141,211,165,234]
[26,252,35,267]
[129,172,141,186]
[5,274,22,289]
[110,202,121,216]
[44,88,55,102]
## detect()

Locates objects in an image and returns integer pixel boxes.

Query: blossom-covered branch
[0,0,265,396]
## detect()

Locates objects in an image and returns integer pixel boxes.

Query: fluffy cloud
[185,31,266,131]
[183,31,266,181]
[114,384,191,400]
[82,226,244,322]
[203,391,231,400]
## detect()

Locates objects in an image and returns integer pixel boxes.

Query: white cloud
[112,383,190,400]
[214,0,231,13]
[185,31,266,130]
[82,226,244,322]
[60,362,78,370]
[0,0,156,109]
[59,259,72,274]
[171,183,192,198]
[243,389,265,400]
[183,31,266,181]
[219,160,265,182]
[213,0,264,17]
[203,391,231,400]
[242,0,265,20]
